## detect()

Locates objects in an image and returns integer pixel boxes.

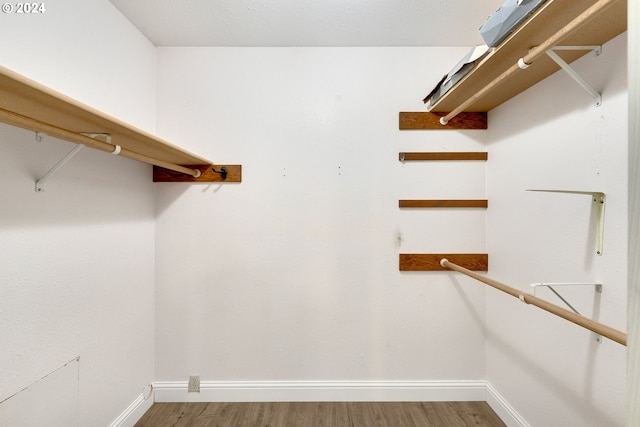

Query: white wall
[154,47,490,390]
[0,1,156,426]
[2,3,629,425]
[486,34,628,426]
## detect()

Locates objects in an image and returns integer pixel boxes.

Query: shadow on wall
[448,274,620,427]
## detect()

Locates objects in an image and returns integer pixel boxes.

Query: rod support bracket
[35,133,112,193]
[35,144,84,192]
[527,189,606,256]
[544,46,603,106]
[530,282,604,343]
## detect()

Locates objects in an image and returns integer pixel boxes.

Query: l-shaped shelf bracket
[542,46,602,106]
[35,133,115,192]
[530,282,604,342]
[527,190,606,256]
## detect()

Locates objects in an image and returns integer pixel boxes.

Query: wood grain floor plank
[242,402,289,426]
[134,401,505,427]
[456,401,505,426]
[420,402,466,425]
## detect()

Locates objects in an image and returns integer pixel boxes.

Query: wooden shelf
[399,112,487,129]
[427,0,627,113]
[153,164,242,182]
[400,253,488,271]
[399,200,488,208]
[0,64,215,176]
[399,152,487,161]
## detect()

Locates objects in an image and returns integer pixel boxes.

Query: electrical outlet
[188,375,200,393]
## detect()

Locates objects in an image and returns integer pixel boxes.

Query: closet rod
[439,0,618,125]
[0,107,201,178]
[439,258,627,346]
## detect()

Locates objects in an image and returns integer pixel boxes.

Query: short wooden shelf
[399,112,487,129]
[427,0,627,113]
[399,152,487,161]
[400,253,488,271]
[153,164,242,182]
[399,200,488,208]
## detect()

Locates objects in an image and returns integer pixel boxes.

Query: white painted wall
[486,34,628,426]
[0,1,156,426]
[1,2,630,424]
[154,47,489,389]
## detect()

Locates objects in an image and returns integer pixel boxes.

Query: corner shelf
[0,64,240,183]
[427,0,627,114]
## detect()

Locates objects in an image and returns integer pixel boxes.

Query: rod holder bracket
[527,189,606,255]
[35,133,113,192]
[544,46,603,106]
[35,144,84,192]
[530,282,604,343]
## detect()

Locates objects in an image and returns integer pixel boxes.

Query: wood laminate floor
[134,401,506,427]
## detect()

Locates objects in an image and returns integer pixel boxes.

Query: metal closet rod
[439,258,627,346]
[439,0,618,125]
[0,107,201,178]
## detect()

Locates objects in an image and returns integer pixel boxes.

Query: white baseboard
[485,382,530,427]
[108,392,154,427]
[115,380,527,427]
[153,380,487,403]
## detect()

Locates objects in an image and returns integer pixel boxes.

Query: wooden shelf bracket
[543,46,603,106]
[527,189,606,256]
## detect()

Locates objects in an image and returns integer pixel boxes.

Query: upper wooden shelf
[0,64,212,175]
[427,0,627,113]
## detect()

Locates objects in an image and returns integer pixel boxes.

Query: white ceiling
[108,0,505,47]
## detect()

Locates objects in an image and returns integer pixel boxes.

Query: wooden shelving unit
[427,0,627,114]
[0,64,240,182]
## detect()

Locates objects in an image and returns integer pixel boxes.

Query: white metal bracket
[82,133,112,144]
[527,190,606,256]
[545,46,602,106]
[35,132,112,193]
[530,282,603,343]
[35,144,84,192]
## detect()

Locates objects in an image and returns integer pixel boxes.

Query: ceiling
[108,0,505,47]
